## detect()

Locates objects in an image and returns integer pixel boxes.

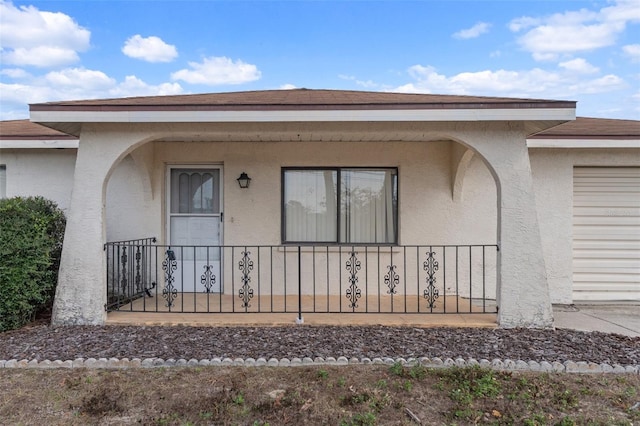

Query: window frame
[281,166,399,245]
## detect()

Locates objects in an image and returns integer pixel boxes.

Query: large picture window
[283,167,398,244]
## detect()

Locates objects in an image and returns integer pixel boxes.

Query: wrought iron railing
[105,240,499,318]
[105,237,157,311]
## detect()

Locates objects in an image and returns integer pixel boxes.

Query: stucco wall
[530,148,640,304]
[105,154,156,242]
[147,140,498,246]
[0,148,76,213]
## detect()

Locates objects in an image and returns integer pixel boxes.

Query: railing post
[296,245,304,324]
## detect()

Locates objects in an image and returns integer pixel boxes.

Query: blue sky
[1,0,639,120]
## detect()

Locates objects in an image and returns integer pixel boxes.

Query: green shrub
[0,196,66,332]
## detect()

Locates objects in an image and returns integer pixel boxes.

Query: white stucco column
[52,126,146,325]
[459,125,553,328]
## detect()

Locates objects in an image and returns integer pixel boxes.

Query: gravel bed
[1,324,638,366]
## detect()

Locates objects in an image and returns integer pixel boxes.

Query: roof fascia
[0,139,79,149]
[31,108,575,123]
[527,138,640,148]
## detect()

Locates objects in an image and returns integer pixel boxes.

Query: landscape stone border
[0,357,638,373]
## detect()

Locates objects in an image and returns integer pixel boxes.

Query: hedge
[0,196,66,332]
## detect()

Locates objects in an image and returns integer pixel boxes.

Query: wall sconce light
[237,172,251,189]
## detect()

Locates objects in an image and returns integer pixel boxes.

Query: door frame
[165,164,224,292]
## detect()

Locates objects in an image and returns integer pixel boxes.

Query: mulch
[1,323,638,365]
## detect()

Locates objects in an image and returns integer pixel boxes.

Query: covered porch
[30,89,575,328]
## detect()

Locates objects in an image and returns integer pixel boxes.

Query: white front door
[168,167,223,293]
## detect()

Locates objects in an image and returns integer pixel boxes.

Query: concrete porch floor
[106,294,498,328]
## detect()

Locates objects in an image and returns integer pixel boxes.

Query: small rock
[600,363,613,373]
[267,389,286,400]
[564,361,579,372]
[540,361,553,372]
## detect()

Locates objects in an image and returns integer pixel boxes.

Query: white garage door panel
[573,167,640,301]
[574,240,639,249]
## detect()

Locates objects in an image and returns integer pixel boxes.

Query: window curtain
[284,170,337,242]
[340,169,396,243]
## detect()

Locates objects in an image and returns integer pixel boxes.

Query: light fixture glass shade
[237,172,251,188]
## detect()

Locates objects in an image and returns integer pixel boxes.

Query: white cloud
[508,16,541,32]
[573,74,625,94]
[279,84,297,90]
[453,22,491,39]
[0,68,184,119]
[45,68,115,90]
[394,64,626,99]
[2,46,82,68]
[0,1,90,67]
[122,35,178,63]
[0,68,30,79]
[623,44,640,62]
[509,0,640,61]
[171,56,261,85]
[338,74,378,88]
[109,75,183,97]
[559,58,599,74]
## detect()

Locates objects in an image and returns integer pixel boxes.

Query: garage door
[573,167,640,301]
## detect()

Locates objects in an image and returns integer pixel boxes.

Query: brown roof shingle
[30,88,575,112]
[531,117,640,139]
[0,119,77,140]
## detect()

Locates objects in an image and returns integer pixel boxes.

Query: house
[1,89,638,328]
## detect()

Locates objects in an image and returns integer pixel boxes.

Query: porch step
[106,311,497,328]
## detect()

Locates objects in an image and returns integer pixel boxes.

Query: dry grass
[1,365,638,425]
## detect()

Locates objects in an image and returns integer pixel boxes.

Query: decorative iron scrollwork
[201,265,217,293]
[134,246,142,292]
[384,264,399,295]
[120,247,128,294]
[238,251,254,308]
[162,249,178,307]
[423,251,440,308]
[345,251,362,309]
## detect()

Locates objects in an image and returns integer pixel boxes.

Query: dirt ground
[1,365,638,425]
